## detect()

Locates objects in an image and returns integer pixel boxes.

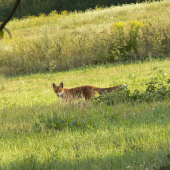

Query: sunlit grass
[0,59,170,169]
[1,59,170,108]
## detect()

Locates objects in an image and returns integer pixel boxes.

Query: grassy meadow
[1,0,170,169]
[1,59,170,169]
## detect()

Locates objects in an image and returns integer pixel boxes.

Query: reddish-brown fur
[53,82,127,101]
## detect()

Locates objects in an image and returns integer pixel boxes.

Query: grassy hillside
[0,0,170,76]
[0,59,170,169]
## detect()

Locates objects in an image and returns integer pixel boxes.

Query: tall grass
[0,1,170,76]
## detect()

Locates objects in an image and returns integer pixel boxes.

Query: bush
[94,70,170,105]
[108,20,170,61]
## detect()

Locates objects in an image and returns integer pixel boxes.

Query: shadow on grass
[3,149,170,170]
[4,57,170,78]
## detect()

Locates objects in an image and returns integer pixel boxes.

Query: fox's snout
[55,91,63,98]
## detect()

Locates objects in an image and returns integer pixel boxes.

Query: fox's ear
[53,83,57,89]
[59,82,64,88]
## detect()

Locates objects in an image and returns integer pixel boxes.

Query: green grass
[0,59,170,169]
[1,1,170,169]
[1,0,170,76]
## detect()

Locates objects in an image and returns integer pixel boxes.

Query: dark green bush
[0,0,160,22]
[94,70,170,105]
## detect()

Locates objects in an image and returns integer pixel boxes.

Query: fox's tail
[121,84,128,89]
[95,84,128,95]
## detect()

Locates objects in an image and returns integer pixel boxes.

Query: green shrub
[94,70,170,105]
[109,19,169,61]
[45,117,83,131]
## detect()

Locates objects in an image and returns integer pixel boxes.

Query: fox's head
[52,82,65,98]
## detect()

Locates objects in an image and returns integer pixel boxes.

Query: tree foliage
[0,0,159,22]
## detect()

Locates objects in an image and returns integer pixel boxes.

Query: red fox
[53,82,127,101]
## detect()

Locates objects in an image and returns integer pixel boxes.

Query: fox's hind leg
[84,89,96,100]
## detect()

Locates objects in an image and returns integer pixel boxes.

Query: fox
[53,82,127,101]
